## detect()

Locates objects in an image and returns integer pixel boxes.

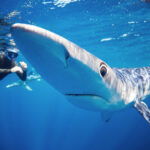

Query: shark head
[11,23,125,112]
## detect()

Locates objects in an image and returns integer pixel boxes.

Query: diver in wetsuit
[0,48,27,81]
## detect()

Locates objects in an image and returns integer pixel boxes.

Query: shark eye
[100,65,107,77]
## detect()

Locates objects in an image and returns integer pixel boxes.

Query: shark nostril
[100,66,107,77]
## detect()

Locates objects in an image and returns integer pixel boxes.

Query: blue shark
[11,23,150,123]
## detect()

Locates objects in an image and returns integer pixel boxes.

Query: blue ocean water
[0,0,150,150]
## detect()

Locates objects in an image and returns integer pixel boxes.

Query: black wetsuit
[0,51,27,81]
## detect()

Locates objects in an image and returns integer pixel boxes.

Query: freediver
[0,48,27,81]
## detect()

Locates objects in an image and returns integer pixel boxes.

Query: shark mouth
[65,93,109,112]
[65,93,105,100]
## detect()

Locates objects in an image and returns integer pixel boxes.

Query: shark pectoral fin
[101,111,113,122]
[134,100,150,124]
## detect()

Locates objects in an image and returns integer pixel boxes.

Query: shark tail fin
[134,100,150,124]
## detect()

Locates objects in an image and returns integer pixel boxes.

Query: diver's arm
[14,62,27,81]
[16,68,27,81]
[0,68,11,74]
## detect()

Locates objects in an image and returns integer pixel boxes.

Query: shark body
[11,23,150,123]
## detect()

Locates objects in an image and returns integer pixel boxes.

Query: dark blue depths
[0,0,150,150]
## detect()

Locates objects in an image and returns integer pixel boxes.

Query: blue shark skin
[11,23,150,123]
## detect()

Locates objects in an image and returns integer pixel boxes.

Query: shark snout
[11,23,71,67]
